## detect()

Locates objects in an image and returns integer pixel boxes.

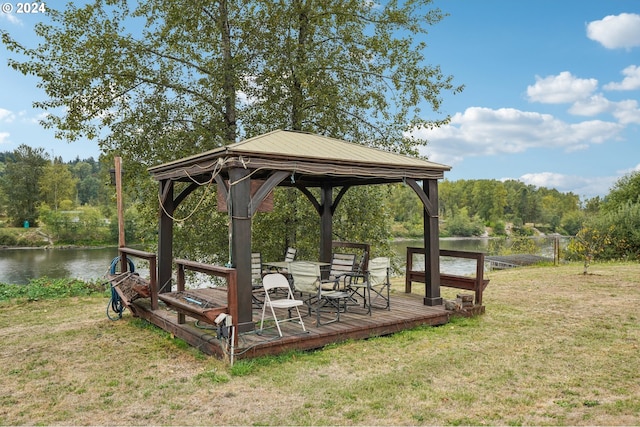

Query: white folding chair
[259,273,306,337]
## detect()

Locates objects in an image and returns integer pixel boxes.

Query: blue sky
[1,1,639,200]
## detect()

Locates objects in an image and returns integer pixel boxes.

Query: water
[392,238,491,275]
[0,237,565,284]
[0,247,126,285]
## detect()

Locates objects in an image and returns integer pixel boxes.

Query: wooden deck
[110,248,485,362]
[129,289,466,361]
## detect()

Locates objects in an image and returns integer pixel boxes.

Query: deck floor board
[131,289,472,360]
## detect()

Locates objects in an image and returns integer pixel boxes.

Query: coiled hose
[106,256,135,321]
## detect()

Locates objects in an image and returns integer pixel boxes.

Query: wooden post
[229,167,254,333]
[158,180,174,294]
[115,157,127,272]
[423,179,442,306]
[319,184,333,266]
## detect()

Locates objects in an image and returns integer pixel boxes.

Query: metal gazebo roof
[148,129,450,186]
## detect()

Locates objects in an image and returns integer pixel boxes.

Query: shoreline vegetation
[0,262,638,425]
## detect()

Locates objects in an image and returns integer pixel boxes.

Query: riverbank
[1,262,638,425]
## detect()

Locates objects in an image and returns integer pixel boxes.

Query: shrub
[0,277,106,301]
[0,231,18,246]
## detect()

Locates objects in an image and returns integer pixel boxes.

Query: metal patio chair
[346,256,391,315]
[259,273,306,337]
[288,261,350,325]
[251,252,265,308]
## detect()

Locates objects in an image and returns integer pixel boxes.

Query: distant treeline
[389,179,591,237]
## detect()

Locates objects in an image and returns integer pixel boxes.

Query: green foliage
[388,184,424,238]
[2,0,463,258]
[603,170,640,211]
[490,220,507,236]
[488,236,539,256]
[38,205,114,245]
[0,145,49,226]
[438,179,579,232]
[39,160,78,210]
[560,210,586,236]
[441,207,484,237]
[566,224,613,274]
[0,277,105,301]
[564,170,640,262]
[252,186,395,264]
[597,202,640,260]
[0,230,18,246]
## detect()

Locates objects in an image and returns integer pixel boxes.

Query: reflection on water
[392,237,566,276]
[0,247,136,285]
[392,238,490,276]
[1,237,566,285]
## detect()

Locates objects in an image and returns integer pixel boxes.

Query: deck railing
[173,259,238,343]
[405,247,489,305]
[118,247,158,309]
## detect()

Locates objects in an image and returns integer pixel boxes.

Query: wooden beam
[157,180,174,295]
[405,178,435,216]
[422,179,442,306]
[228,167,254,333]
[331,186,350,215]
[319,184,333,265]
[249,171,288,216]
[296,184,321,215]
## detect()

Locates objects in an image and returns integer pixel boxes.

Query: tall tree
[39,160,78,210]
[2,0,461,255]
[603,170,640,212]
[1,145,49,226]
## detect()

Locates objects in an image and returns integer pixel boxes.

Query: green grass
[0,262,638,425]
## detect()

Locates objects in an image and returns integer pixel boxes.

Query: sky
[1,1,639,200]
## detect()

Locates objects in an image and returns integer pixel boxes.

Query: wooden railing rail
[118,247,158,310]
[405,247,489,305]
[174,258,238,344]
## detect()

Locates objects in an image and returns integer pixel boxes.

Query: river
[0,237,564,285]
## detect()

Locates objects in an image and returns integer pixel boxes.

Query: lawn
[0,262,638,425]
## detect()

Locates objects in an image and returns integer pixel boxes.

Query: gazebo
[146,129,450,332]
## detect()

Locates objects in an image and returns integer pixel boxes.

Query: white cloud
[0,132,10,145]
[0,108,16,123]
[567,94,640,124]
[617,163,640,175]
[516,172,616,198]
[412,107,623,166]
[569,94,613,116]
[604,65,640,90]
[612,99,640,124]
[527,72,597,104]
[0,11,22,25]
[587,13,640,50]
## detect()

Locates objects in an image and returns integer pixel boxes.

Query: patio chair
[322,252,357,291]
[288,261,350,325]
[284,247,297,262]
[259,273,306,337]
[346,256,391,315]
[251,252,265,307]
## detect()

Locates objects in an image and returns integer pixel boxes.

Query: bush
[16,232,49,247]
[442,209,485,237]
[0,277,106,301]
[0,231,18,246]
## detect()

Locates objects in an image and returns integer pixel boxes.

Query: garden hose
[106,256,135,321]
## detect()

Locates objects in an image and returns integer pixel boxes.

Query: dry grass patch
[0,262,638,425]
